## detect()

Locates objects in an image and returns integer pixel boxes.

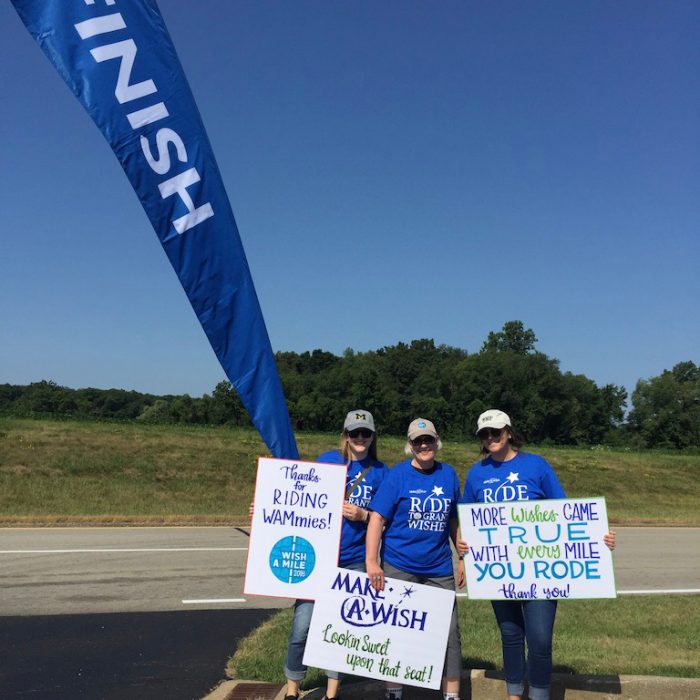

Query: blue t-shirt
[370,459,460,577]
[461,451,566,504]
[317,450,388,566]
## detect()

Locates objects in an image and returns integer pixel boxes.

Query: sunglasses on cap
[478,428,505,439]
[411,435,436,446]
[348,428,373,438]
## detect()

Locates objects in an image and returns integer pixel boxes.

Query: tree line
[1,321,697,450]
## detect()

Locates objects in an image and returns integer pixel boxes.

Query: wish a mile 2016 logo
[269,535,316,583]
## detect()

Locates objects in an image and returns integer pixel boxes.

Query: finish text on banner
[458,498,616,600]
[244,458,346,599]
[11,0,298,460]
[303,568,454,690]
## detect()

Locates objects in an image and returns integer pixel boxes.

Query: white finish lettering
[140,128,187,175]
[158,168,214,233]
[90,39,157,104]
[75,13,125,39]
[126,103,170,129]
[75,7,213,233]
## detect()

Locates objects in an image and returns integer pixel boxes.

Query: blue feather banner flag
[12,0,299,459]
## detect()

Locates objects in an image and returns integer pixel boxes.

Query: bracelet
[363,509,370,523]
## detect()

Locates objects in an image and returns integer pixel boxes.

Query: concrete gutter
[202,670,700,700]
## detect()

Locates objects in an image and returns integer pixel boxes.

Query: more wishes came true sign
[458,498,616,600]
[304,568,455,690]
[244,458,346,599]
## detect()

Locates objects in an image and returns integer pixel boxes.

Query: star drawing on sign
[400,585,416,601]
[507,472,519,483]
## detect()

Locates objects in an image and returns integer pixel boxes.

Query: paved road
[609,526,700,593]
[0,608,273,700]
[1,526,698,617]
[0,526,290,616]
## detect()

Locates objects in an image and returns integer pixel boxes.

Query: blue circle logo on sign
[269,535,316,584]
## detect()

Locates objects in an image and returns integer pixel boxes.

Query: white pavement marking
[182,598,246,604]
[0,547,247,554]
[618,588,700,596]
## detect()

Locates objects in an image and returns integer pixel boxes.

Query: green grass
[0,416,698,523]
[228,596,700,684]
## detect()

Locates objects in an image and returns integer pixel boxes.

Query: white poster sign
[303,568,455,690]
[244,457,346,599]
[458,497,616,600]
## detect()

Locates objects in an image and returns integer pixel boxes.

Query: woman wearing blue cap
[366,418,463,700]
[461,409,616,700]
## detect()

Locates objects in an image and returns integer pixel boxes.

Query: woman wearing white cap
[461,409,616,700]
[366,418,463,700]
[282,409,388,700]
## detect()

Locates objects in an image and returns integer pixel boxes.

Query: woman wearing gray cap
[461,409,616,700]
[366,418,463,700]
[282,409,388,700]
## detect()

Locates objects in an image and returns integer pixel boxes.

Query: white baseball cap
[476,409,511,434]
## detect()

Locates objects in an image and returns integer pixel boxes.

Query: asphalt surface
[603,526,700,593]
[0,608,273,700]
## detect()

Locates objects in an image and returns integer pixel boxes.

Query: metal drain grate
[223,682,285,700]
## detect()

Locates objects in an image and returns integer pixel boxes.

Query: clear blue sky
[2,1,698,406]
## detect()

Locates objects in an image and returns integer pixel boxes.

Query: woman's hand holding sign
[343,501,369,522]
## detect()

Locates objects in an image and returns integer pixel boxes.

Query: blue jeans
[491,599,558,700]
[284,562,365,681]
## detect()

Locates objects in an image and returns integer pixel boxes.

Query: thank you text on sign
[244,458,346,599]
[303,568,454,690]
[458,498,616,600]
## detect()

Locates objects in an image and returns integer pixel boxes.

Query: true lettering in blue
[479,522,590,546]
